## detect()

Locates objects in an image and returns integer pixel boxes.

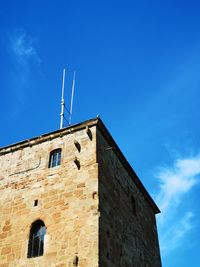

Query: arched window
[28,220,46,258]
[48,149,61,168]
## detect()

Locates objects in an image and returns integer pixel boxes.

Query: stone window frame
[27,220,46,258]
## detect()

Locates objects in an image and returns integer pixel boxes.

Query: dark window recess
[74,157,80,170]
[34,200,38,206]
[92,191,97,199]
[73,255,79,266]
[27,220,46,258]
[131,196,136,215]
[48,149,61,168]
[86,126,92,140]
[74,140,81,152]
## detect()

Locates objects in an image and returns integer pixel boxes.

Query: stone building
[0,118,162,267]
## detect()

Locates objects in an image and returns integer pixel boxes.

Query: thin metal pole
[60,69,66,129]
[69,71,75,125]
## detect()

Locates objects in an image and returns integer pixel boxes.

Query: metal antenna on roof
[59,69,76,129]
[60,68,66,129]
[69,71,76,125]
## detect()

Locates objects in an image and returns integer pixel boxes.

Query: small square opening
[34,200,38,207]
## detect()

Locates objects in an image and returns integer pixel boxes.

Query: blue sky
[0,1,200,266]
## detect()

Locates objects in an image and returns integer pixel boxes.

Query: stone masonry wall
[97,128,162,267]
[0,126,99,267]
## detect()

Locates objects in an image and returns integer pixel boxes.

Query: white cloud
[10,29,40,64]
[6,29,41,110]
[159,211,194,256]
[155,155,200,258]
[156,156,200,217]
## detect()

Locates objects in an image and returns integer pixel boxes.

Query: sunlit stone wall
[0,122,98,267]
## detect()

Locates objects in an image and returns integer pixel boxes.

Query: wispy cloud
[156,157,200,217]
[6,29,41,116]
[155,155,200,258]
[10,28,40,65]
[159,211,194,256]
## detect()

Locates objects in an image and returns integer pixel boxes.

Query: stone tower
[0,118,162,267]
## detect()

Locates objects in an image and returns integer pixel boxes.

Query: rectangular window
[131,196,136,215]
[49,149,61,168]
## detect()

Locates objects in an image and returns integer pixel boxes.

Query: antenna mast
[59,68,76,128]
[69,71,76,125]
[60,68,66,129]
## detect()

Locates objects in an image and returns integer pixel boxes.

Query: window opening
[34,200,38,206]
[106,252,110,260]
[74,140,81,152]
[28,220,46,258]
[131,196,136,215]
[49,149,61,168]
[73,255,79,266]
[74,157,80,170]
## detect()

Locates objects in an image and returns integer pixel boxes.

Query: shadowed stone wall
[97,127,162,267]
